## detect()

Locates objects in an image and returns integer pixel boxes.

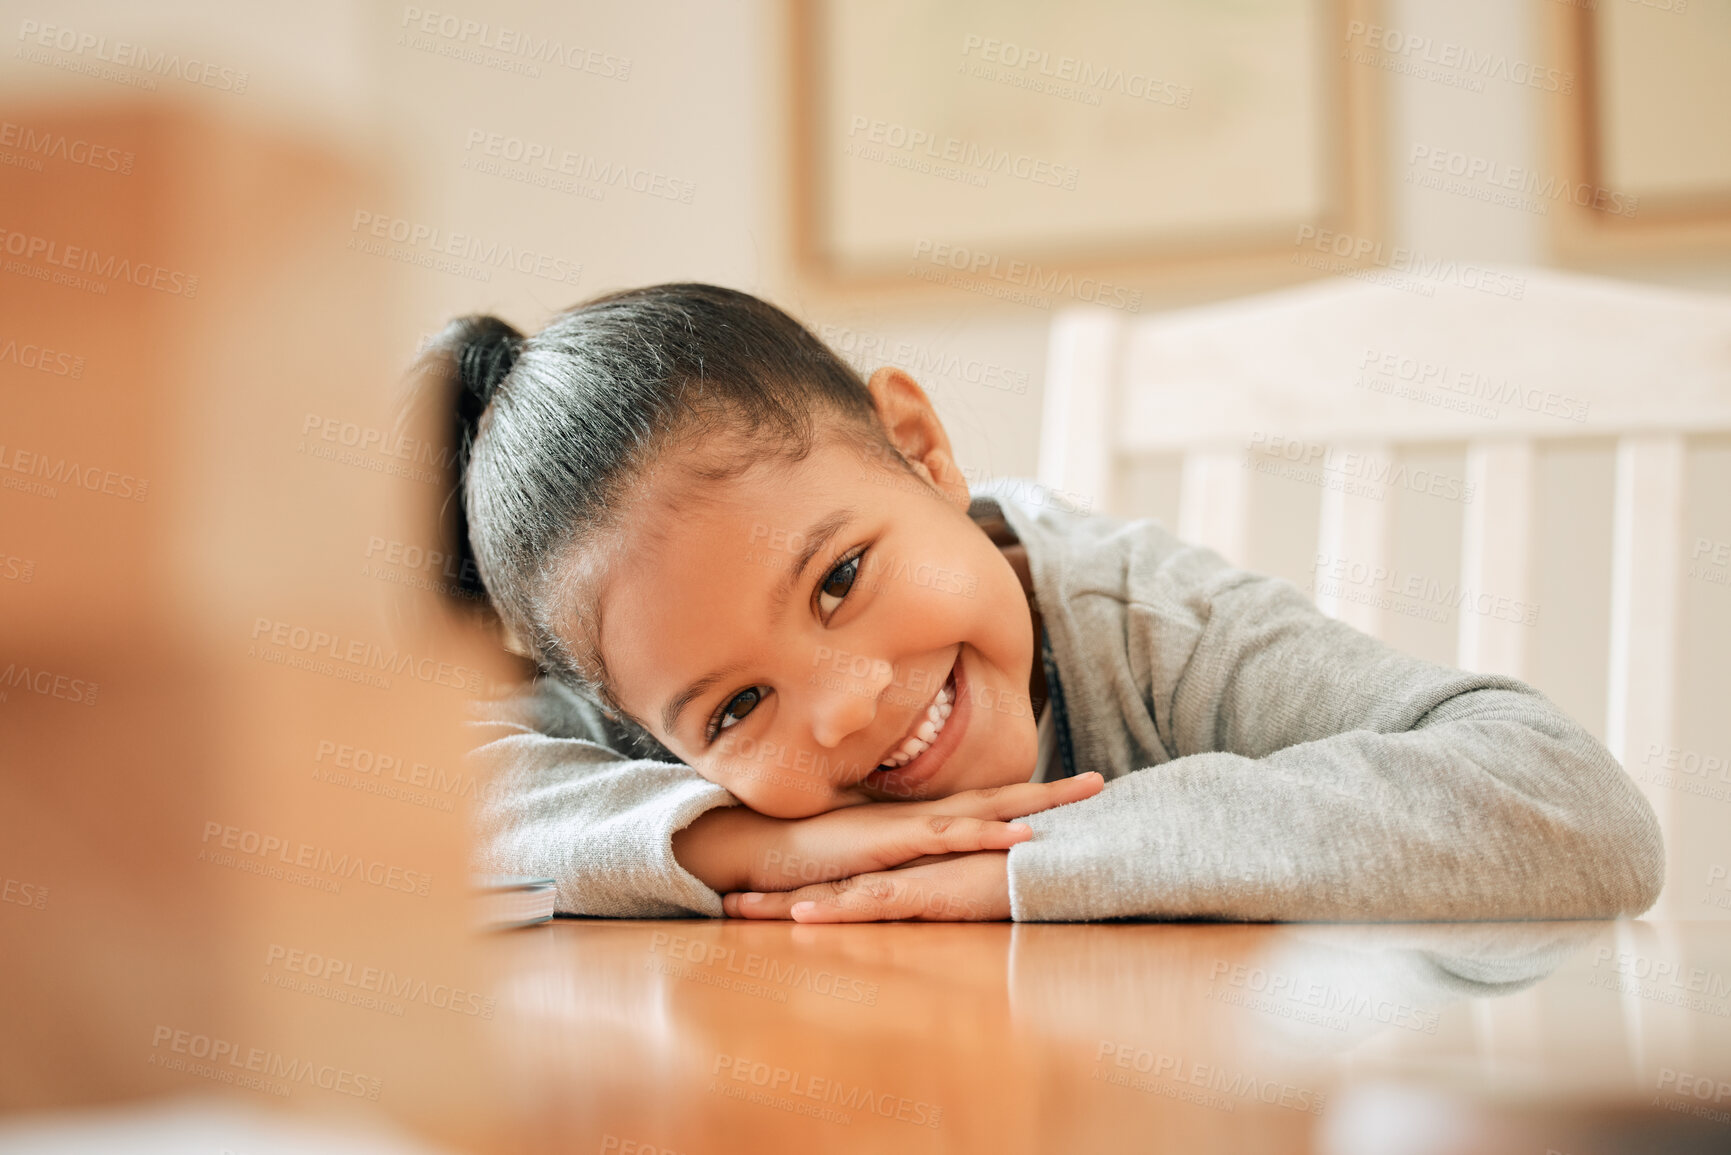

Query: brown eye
[714,687,763,737]
[818,552,862,615]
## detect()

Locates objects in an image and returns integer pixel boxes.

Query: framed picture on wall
[1545,0,1731,260]
[788,0,1384,302]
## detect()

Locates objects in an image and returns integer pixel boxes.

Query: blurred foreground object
[0,103,521,1151]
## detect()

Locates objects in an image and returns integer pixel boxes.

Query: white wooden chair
[1038,268,1731,920]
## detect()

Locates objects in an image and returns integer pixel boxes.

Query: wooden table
[486,918,1731,1155]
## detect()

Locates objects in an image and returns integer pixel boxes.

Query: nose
[807,654,894,748]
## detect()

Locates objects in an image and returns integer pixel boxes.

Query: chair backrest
[1038,268,1731,917]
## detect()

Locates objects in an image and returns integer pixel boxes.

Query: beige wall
[7,0,1724,471]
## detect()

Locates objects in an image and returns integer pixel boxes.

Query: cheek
[702,735,848,819]
[910,550,1027,668]
[870,547,1000,637]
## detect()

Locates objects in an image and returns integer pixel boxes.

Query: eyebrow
[659,507,856,736]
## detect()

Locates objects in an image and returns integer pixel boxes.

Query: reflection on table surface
[492,918,1731,1154]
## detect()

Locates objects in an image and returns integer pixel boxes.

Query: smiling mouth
[875,660,958,772]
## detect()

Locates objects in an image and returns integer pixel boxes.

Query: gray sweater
[469,482,1665,921]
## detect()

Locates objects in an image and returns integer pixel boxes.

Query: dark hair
[419,283,904,716]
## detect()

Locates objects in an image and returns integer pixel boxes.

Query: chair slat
[1606,434,1685,914]
[1038,309,1123,515]
[1177,451,1250,566]
[1458,440,1536,679]
[1313,443,1392,639]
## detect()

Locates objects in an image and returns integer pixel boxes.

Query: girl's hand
[723,851,1011,922]
[674,772,1103,895]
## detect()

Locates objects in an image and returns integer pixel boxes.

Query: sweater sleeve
[468,680,736,917]
[1006,543,1666,923]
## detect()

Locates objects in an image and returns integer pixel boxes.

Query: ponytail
[417,314,524,608]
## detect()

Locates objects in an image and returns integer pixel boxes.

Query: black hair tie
[451,315,522,450]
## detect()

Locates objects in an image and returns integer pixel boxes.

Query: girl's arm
[1005,538,1666,922]
[470,678,1098,917]
[469,688,737,917]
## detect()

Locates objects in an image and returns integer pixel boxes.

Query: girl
[426,283,1663,923]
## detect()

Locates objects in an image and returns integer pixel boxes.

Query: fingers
[921,771,1104,821]
[906,814,1033,856]
[727,875,929,923]
[726,877,908,922]
[735,775,1104,896]
[741,815,1029,894]
[842,814,1030,880]
[726,856,1007,922]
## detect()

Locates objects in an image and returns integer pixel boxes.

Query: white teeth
[876,666,959,771]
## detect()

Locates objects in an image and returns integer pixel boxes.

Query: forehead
[591,435,884,724]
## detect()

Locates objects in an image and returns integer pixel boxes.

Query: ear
[864,367,971,510]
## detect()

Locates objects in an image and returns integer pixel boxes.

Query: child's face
[585,369,1041,818]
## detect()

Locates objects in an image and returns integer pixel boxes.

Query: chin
[1003,719,1040,783]
[955,718,1040,795]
